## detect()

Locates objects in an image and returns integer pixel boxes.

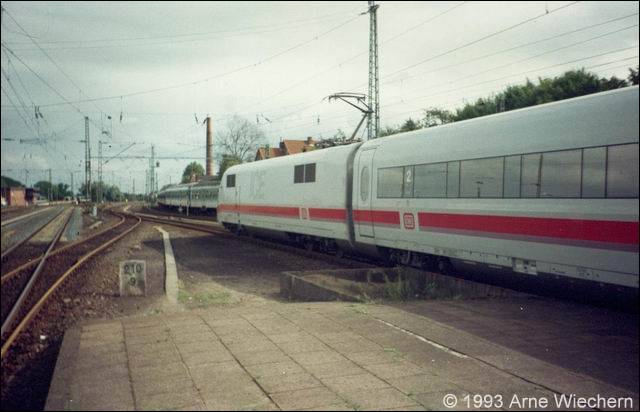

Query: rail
[0,206,68,261]
[0,212,141,359]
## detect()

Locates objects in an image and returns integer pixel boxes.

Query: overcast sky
[1,1,638,192]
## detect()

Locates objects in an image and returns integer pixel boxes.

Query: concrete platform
[46,301,638,411]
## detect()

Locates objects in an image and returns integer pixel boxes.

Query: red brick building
[1,187,27,207]
[255,137,316,161]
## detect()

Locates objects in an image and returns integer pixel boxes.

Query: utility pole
[84,116,91,202]
[149,145,156,202]
[70,172,74,199]
[367,1,380,140]
[98,140,103,203]
[206,116,213,176]
[48,168,52,201]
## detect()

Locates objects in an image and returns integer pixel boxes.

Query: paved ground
[395,299,639,393]
[46,300,638,411]
[43,223,639,411]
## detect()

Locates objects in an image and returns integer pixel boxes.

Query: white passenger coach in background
[157,178,219,215]
[218,86,639,293]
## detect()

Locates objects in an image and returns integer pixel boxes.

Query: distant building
[255,137,316,161]
[1,187,26,207]
[25,188,41,205]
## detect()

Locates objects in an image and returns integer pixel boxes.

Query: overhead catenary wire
[267,48,638,137]
[1,84,38,137]
[30,12,365,108]
[2,8,142,144]
[382,25,639,104]
[240,0,584,126]
[233,1,469,116]
[380,55,640,125]
[379,11,640,87]
[263,19,640,134]
[3,7,361,48]
[1,67,41,136]
[374,1,581,86]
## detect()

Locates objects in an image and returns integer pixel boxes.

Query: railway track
[142,206,217,223]
[0,211,141,358]
[1,206,68,265]
[134,211,370,269]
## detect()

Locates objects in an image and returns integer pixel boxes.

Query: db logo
[403,213,415,230]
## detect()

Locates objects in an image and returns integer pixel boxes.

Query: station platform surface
[46,300,638,411]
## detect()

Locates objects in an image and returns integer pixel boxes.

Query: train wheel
[437,258,452,274]
[399,251,412,266]
[304,239,315,252]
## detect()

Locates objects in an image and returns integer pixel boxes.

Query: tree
[399,118,421,133]
[218,154,242,177]
[181,162,205,183]
[423,108,453,128]
[217,115,266,162]
[56,183,72,199]
[425,68,631,125]
[378,125,398,137]
[1,175,24,188]
[32,181,70,200]
[333,129,347,141]
[34,181,54,200]
[628,66,639,85]
[78,181,120,202]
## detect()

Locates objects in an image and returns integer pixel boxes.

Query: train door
[234,184,240,224]
[226,173,239,224]
[356,148,376,238]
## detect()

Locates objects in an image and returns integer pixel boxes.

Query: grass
[348,303,369,315]
[383,347,404,360]
[382,271,422,301]
[178,283,232,308]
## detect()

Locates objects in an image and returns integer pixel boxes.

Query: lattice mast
[367,1,380,140]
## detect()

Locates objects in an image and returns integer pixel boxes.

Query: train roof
[223,142,361,176]
[362,86,638,165]
[160,178,220,193]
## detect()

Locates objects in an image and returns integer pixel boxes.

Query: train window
[540,149,581,198]
[521,154,541,197]
[414,163,446,197]
[460,157,503,198]
[403,166,414,198]
[305,163,316,183]
[226,174,236,188]
[582,147,606,198]
[446,161,460,197]
[504,155,521,198]
[294,165,304,183]
[360,166,370,202]
[378,167,404,198]
[607,143,639,198]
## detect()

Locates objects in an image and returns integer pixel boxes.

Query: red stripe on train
[417,212,639,245]
[308,208,347,221]
[353,209,400,226]
[218,204,346,221]
[218,204,298,218]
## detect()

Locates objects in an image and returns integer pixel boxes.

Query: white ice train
[219,87,639,292]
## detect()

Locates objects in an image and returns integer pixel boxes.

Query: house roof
[255,147,283,160]
[282,138,315,155]
[255,137,316,161]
